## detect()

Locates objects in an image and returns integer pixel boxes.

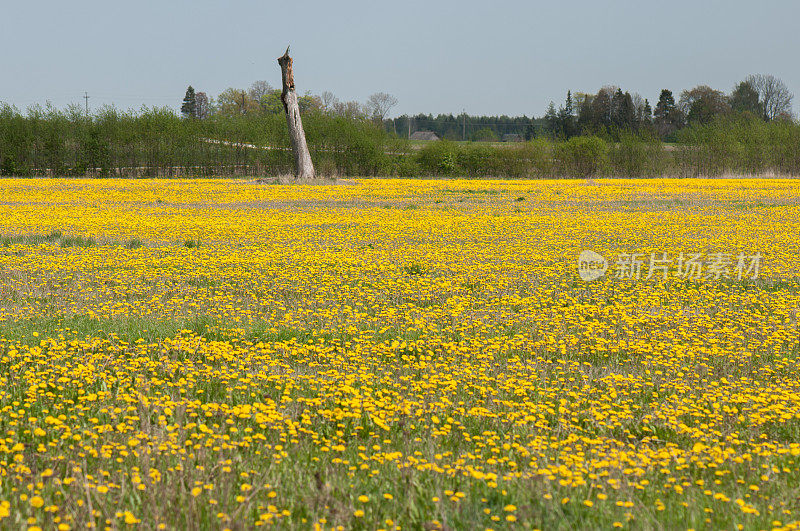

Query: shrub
[554,135,607,177]
[523,138,555,177]
[416,141,458,175]
[608,133,668,177]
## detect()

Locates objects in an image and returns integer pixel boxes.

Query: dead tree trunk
[277,47,315,179]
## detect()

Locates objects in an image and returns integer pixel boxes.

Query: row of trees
[180,82,399,123]
[2,100,800,178]
[410,116,800,178]
[545,74,794,142]
[182,84,542,141]
[0,101,400,177]
[174,73,794,145]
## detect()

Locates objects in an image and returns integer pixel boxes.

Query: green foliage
[403,262,428,275]
[608,133,668,177]
[304,113,392,176]
[416,140,458,175]
[392,155,422,177]
[125,237,143,249]
[681,85,731,126]
[525,138,555,177]
[0,104,391,177]
[1,101,798,179]
[0,231,97,248]
[554,135,608,177]
[676,115,800,176]
[730,81,762,116]
[470,128,498,142]
[59,235,96,248]
[181,86,197,119]
[415,139,553,178]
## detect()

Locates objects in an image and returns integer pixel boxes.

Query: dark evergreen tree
[653,89,676,124]
[564,91,576,138]
[621,91,635,130]
[555,91,577,138]
[653,89,683,139]
[181,86,197,119]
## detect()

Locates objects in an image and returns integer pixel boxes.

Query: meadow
[0,178,798,530]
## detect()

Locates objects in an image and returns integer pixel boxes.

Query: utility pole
[83,92,90,116]
[407,115,411,139]
[462,109,466,141]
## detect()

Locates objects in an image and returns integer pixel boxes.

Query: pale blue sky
[1,0,798,117]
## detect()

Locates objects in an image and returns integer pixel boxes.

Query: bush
[524,138,555,177]
[608,133,668,177]
[455,144,494,176]
[416,141,458,175]
[675,115,800,176]
[554,136,607,177]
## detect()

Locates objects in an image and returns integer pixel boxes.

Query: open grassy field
[0,178,799,530]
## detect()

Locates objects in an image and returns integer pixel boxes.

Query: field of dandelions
[0,178,799,530]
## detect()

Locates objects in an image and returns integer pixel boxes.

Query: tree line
[0,101,399,177]
[178,73,795,144]
[0,73,797,178]
[179,81,541,142]
[545,74,794,142]
[179,81,399,124]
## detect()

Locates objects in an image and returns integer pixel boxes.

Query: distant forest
[385,74,794,142]
[170,73,794,143]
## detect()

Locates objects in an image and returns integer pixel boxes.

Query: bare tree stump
[277,46,315,180]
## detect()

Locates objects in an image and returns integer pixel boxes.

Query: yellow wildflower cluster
[0,178,798,529]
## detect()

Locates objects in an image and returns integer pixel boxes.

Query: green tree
[730,81,762,116]
[575,93,595,134]
[259,90,284,114]
[653,89,684,139]
[556,91,577,138]
[611,90,635,132]
[591,87,614,130]
[654,89,675,121]
[181,86,197,119]
[471,127,498,142]
[215,88,261,116]
[299,93,323,114]
[680,85,730,125]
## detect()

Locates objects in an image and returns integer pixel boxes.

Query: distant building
[502,133,523,142]
[410,131,440,141]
